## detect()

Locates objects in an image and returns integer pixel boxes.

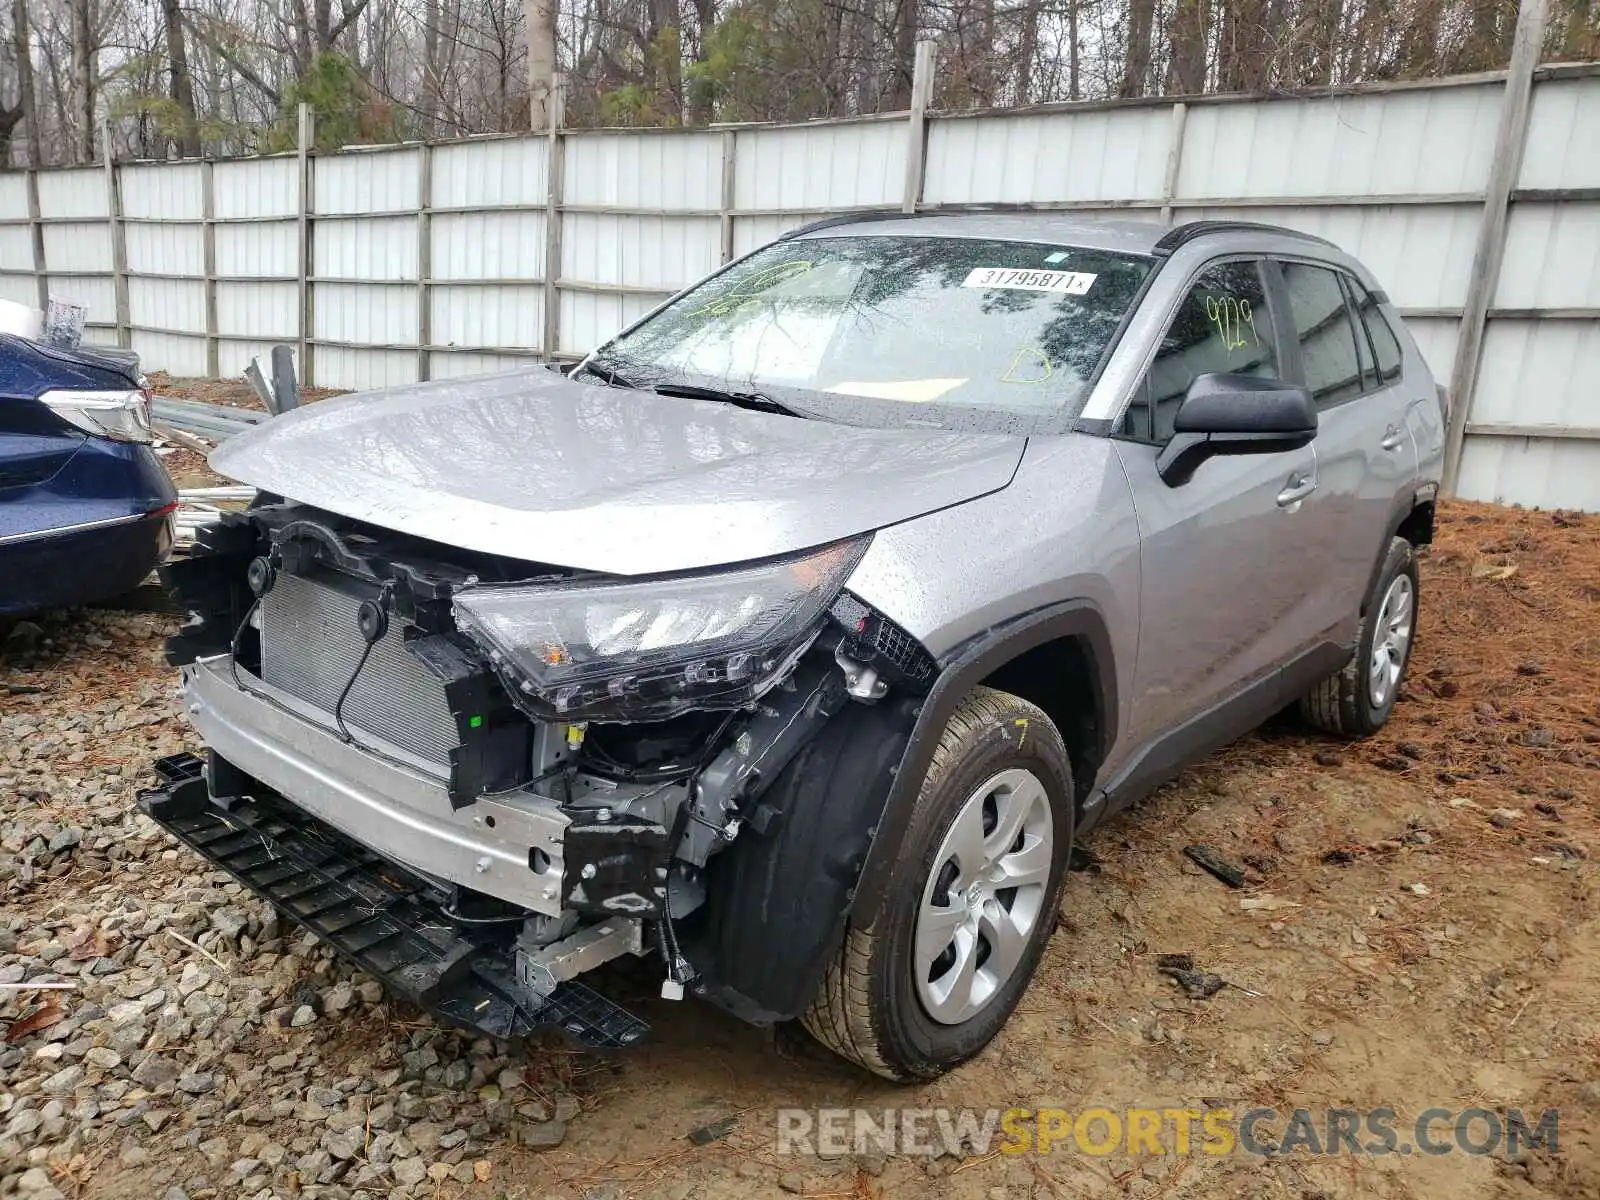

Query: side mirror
[1156,373,1317,486]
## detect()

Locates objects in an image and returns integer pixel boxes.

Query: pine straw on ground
[145,370,345,413]
[1200,498,1599,834]
[1379,501,1600,787]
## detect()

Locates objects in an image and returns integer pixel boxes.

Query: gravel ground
[0,613,593,1200]
[2,499,1598,1200]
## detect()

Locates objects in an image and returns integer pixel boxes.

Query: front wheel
[802,687,1074,1081]
[1301,535,1420,736]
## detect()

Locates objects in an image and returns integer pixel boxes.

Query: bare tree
[685,0,716,123]
[160,0,201,155]
[69,0,96,161]
[1122,0,1157,97]
[527,0,555,127]
[1218,0,1270,90]
[885,0,919,108]
[1,0,1589,163]
[629,0,682,122]
[1168,0,1212,93]
[2,0,37,164]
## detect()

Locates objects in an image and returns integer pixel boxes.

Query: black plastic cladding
[852,599,1115,913]
[406,633,535,808]
[688,690,920,1022]
[161,513,263,667]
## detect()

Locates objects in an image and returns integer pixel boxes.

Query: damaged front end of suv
[141,497,935,1047]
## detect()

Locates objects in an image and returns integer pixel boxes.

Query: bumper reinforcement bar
[137,753,648,1050]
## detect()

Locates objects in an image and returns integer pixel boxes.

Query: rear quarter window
[1347,277,1405,385]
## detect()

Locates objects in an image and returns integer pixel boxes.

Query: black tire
[1300,535,1419,737]
[801,686,1075,1081]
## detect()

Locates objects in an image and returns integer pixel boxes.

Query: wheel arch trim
[1362,485,1435,616]
[850,598,1117,918]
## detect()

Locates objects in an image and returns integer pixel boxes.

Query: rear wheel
[1301,535,1419,736]
[801,687,1074,1080]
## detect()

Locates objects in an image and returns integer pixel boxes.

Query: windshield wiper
[648,382,805,418]
[571,360,639,390]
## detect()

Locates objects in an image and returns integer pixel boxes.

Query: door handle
[1380,425,1406,451]
[1276,473,1317,508]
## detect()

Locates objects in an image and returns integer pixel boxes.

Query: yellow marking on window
[1205,294,1262,352]
[1000,345,1053,384]
[688,260,815,317]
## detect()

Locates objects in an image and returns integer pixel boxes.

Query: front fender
[687,599,1116,1023]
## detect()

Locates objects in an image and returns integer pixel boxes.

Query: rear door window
[1279,261,1364,409]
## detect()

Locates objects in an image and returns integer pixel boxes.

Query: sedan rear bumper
[0,506,174,616]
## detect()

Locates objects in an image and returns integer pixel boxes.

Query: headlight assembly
[452,537,869,721]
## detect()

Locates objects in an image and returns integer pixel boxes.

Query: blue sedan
[0,334,177,618]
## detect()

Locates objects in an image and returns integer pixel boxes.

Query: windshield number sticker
[962,267,1097,294]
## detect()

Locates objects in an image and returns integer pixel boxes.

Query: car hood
[210,368,1025,575]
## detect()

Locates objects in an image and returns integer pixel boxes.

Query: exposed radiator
[258,571,460,768]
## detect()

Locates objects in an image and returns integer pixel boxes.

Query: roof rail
[779,210,927,240]
[1153,220,1337,256]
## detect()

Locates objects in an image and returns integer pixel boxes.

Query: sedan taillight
[38,388,155,445]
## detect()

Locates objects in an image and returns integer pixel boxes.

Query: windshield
[585,235,1153,434]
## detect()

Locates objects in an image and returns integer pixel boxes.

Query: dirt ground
[147,373,345,414]
[145,373,344,494]
[3,498,1597,1200]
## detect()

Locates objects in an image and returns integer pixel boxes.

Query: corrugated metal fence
[1,63,1597,509]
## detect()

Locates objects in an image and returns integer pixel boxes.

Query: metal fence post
[102,122,131,349]
[417,143,433,382]
[719,129,737,263]
[1442,0,1549,496]
[1159,101,1189,225]
[901,39,937,213]
[542,76,566,360]
[201,160,219,377]
[297,103,315,386]
[25,169,47,312]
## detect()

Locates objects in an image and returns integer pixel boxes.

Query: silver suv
[145,215,1444,1080]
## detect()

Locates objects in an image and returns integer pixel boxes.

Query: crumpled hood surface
[210,368,1025,575]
